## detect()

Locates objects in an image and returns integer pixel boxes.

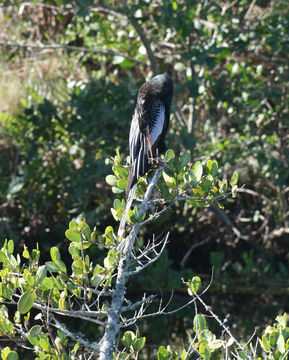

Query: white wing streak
[149,100,165,146]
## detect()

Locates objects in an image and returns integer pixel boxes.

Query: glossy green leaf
[65,229,81,242]
[7,240,14,254]
[194,314,207,332]
[165,149,175,161]
[230,170,239,186]
[0,250,6,262]
[106,175,118,187]
[18,290,36,314]
[193,162,203,182]
[199,343,211,359]
[50,247,61,263]
[122,331,135,348]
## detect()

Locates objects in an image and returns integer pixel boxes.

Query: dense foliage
[0,0,288,357]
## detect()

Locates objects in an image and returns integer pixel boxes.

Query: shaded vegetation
[0,0,289,356]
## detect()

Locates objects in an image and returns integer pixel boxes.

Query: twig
[0,41,145,65]
[129,233,169,275]
[194,293,253,359]
[53,318,99,353]
[119,0,159,74]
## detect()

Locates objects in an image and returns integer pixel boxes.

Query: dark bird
[118,73,174,237]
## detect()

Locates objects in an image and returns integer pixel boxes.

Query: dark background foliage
[0,0,288,354]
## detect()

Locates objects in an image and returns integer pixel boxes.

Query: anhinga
[118,73,174,237]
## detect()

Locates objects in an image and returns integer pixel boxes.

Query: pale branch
[77,285,113,297]
[121,294,157,313]
[280,347,289,360]
[180,237,210,269]
[139,187,243,227]
[119,0,160,74]
[170,189,242,204]
[53,318,99,353]
[0,41,145,65]
[139,203,174,226]
[9,272,113,297]
[129,233,169,275]
[3,298,105,330]
[194,292,253,360]
[131,232,169,263]
[99,162,167,360]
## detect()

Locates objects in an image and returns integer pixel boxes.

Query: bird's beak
[146,134,153,159]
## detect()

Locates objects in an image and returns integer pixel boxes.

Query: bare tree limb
[99,162,166,360]
[0,41,146,65]
[119,0,160,74]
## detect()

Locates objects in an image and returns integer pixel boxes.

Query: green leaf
[0,250,6,262]
[269,330,278,347]
[193,161,203,182]
[120,59,135,68]
[180,152,191,167]
[69,221,78,231]
[29,325,42,337]
[117,178,127,190]
[133,337,146,352]
[6,352,18,360]
[113,199,124,210]
[157,346,169,360]
[18,290,36,314]
[199,343,211,359]
[46,261,60,272]
[106,175,118,187]
[22,248,30,259]
[207,160,218,177]
[162,171,175,185]
[56,260,67,273]
[38,277,54,291]
[0,283,12,300]
[188,276,202,295]
[208,339,223,350]
[230,170,239,186]
[112,186,124,194]
[1,348,18,360]
[194,314,207,332]
[81,223,91,241]
[50,247,61,263]
[276,313,287,328]
[65,229,81,242]
[114,165,128,178]
[203,178,213,193]
[7,240,14,254]
[122,331,135,348]
[7,176,24,197]
[165,149,175,161]
[277,334,285,353]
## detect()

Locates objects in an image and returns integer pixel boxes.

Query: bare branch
[129,233,169,275]
[194,292,253,359]
[119,0,160,74]
[0,41,146,66]
[99,161,167,359]
[53,318,99,353]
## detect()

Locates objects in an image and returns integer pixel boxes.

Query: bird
[118,73,174,238]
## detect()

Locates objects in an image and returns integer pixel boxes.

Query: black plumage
[126,73,174,197]
[118,73,173,238]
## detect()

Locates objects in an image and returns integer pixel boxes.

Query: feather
[120,73,173,237]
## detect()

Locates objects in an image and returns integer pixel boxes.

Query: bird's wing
[129,111,148,182]
[148,99,165,148]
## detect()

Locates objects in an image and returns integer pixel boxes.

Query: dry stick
[99,163,166,360]
[0,41,145,65]
[194,292,253,360]
[119,0,160,74]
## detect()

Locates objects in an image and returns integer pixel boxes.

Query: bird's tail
[118,183,137,239]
